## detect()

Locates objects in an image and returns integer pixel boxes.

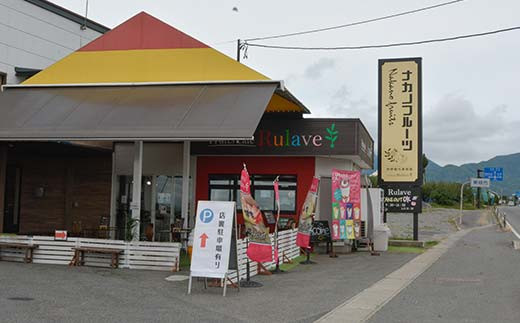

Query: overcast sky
[53,0,520,166]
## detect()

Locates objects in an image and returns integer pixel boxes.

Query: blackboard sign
[311,221,331,243]
[383,186,422,213]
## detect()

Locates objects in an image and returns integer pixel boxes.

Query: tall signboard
[378,58,423,239]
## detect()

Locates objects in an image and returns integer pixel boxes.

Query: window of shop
[208,174,297,213]
[0,72,6,85]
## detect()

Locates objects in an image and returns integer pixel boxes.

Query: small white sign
[190,201,235,279]
[470,178,490,188]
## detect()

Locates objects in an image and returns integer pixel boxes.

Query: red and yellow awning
[24,12,307,114]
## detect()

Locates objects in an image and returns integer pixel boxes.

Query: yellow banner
[380,59,420,183]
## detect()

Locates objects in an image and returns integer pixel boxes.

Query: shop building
[0,11,373,248]
[0,0,108,85]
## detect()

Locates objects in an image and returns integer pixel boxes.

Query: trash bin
[373,224,391,252]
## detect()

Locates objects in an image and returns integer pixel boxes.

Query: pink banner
[331,169,361,240]
[296,177,320,248]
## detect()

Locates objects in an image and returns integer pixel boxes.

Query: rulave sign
[191,118,374,167]
[383,186,421,213]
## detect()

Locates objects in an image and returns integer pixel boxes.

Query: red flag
[274,177,280,212]
[240,164,273,263]
[296,177,320,248]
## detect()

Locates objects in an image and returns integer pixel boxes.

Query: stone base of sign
[388,239,425,248]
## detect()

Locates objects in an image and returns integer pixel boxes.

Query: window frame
[208,174,297,214]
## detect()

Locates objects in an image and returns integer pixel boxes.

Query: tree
[422,153,429,184]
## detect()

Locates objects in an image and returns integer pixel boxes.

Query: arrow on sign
[199,233,208,248]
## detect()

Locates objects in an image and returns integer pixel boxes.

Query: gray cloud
[314,84,377,138]
[424,95,513,165]
[303,57,336,80]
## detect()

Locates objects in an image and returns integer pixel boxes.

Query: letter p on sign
[199,209,214,223]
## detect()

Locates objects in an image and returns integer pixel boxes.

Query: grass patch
[279,255,307,271]
[425,240,439,248]
[430,202,477,210]
[388,245,424,254]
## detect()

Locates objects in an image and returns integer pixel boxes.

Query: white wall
[0,0,103,84]
[315,157,354,221]
[315,156,354,178]
[114,143,184,176]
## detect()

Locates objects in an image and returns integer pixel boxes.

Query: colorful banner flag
[296,177,320,248]
[240,165,273,263]
[331,169,361,240]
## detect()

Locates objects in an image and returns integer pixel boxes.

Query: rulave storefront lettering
[191,118,373,168]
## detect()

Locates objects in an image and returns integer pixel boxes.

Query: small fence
[228,228,300,283]
[0,229,300,275]
[0,235,181,271]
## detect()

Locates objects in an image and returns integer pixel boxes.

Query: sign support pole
[413,212,419,241]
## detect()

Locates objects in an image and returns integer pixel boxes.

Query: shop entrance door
[3,166,21,233]
[115,175,182,242]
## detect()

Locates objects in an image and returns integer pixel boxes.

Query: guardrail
[494,207,508,229]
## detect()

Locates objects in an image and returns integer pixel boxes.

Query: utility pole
[476,169,483,208]
[236,39,241,62]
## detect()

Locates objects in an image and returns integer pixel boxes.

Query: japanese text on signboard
[379,59,422,184]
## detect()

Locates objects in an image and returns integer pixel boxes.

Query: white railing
[227,228,300,283]
[0,235,181,271]
[0,229,300,275]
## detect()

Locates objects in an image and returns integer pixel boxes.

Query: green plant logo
[325,123,339,148]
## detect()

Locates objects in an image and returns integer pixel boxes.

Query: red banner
[240,165,273,263]
[296,177,320,248]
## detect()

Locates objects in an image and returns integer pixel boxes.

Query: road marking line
[504,218,520,240]
[315,225,492,323]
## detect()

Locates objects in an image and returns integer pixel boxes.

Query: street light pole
[476,169,483,208]
[460,181,470,225]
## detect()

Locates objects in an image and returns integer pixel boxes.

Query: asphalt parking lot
[0,250,416,323]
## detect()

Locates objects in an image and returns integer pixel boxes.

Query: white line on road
[315,225,493,323]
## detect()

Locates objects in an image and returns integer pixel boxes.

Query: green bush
[422,182,473,206]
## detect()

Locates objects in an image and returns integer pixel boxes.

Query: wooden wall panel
[10,151,112,235]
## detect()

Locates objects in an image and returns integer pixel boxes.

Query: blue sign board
[516,191,520,197]
[483,167,503,181]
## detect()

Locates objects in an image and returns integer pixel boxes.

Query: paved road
[499,206,520,237]
[369,225,520,323]
[0,250,416,323]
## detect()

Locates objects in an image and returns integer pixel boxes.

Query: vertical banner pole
[234,207,240,292]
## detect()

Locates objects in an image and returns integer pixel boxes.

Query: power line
[244,26,520,51]
[244,0,466,42]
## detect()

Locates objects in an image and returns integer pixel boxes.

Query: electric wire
[244,26,520,51]
[244,0,466,42]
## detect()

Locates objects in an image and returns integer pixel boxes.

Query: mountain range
[425,153,520,196]
[368,152,520,196]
